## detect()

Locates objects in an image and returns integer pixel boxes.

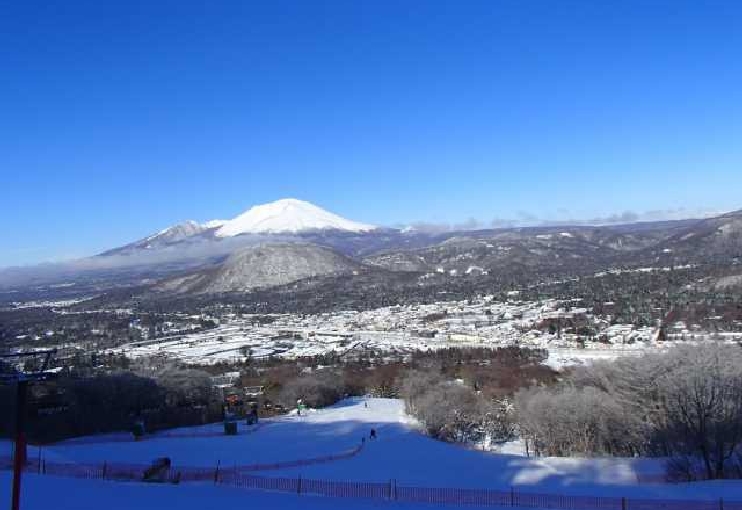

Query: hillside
[155,242,364,294]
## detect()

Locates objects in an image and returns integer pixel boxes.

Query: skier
[370,428,377,440]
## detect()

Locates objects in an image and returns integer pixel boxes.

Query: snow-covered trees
[516,344,742,479]
[400,371,515,444]
[516,386,634,457]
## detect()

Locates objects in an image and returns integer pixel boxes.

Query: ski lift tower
[0,349,57,510]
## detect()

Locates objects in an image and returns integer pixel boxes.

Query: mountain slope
[99,221,216,256]
[650,209,742,259]
[216,198,376,236]
[156,242,363,294]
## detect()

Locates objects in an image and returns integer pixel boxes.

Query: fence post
[214,460,220,485]
[388,479,392,500]
[42,459,45,475]
[297,475,302,495]
[622,496,627,510]
[510,486,515,507]
[102,461,107,480]
[721,497,724,510]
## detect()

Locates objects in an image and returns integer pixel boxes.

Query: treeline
[1,346,555,445]
[516,343,742,480]
[0,369,223,443]
[257,347,556,445]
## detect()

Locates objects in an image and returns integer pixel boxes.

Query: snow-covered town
[112,296,742,369]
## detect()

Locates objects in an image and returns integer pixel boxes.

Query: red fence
[2,453,740,510]
[55,422,269,445]
[0,442,364,483]
[233,443,363,473]
[231,474,742,510]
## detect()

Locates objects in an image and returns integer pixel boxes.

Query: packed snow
[215,198,376,236]
[201,219,226,229]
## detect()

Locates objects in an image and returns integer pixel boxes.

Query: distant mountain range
[1,199,740,300]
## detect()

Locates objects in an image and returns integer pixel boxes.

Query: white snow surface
[146,220,205,241]
[201,219,226,229]
[8,398,741,504]
[215,198,376,236]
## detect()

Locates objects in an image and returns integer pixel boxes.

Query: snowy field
[3,398,741,509]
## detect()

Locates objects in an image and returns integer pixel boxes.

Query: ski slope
[4,398,742,509]
[12,398,739,501]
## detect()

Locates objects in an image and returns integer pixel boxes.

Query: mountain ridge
[1,207,741,301]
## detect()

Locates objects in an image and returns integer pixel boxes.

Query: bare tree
[517,344,742,479]
[278,370,345,409]
[655,344,742,479]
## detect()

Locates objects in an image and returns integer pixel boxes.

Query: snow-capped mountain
[96,199,377,259]
[201,219,227,229]
[145,221,209,244]
[215,198,376,236]
[99,220,214,256]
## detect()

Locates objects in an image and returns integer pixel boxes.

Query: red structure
[0,349,56,510]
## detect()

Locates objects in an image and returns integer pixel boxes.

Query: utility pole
[1,349,56,510]
[11,379,28,510]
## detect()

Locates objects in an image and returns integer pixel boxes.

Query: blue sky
[1,1,741,267]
